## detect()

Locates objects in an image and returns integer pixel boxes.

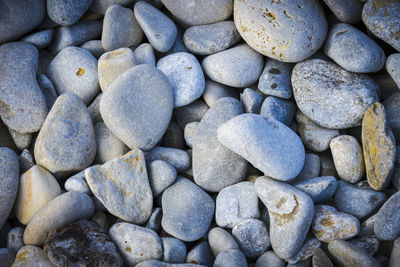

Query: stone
[208,227,239,257]
[393,146,400,190]
[0,248,14,267]
[255,251,285,267]
[386,53,400,89]
[260,96,296,126]
[0,42,48,133]
[202,81,238,107]
[186,240,213,266]
[383,92,400,143]
[312,248,334,267]
[349,235,379,256]
[202,44,263,88]
[295,153,320,181]
[254,176,314,259]
[15,165,61,225]
[134,1,177,52]
[174,99,209,129]
[44,220,123,266]
[161,237,186,263]
[0,0,45,43]
[390,237,400,267]
[34,93,96,177]
[102,4,143,51]
[98,48,138,92]
[258,59,293,99]
[215,181,259,228]
[157,52,205,108]
[184,122,198,148]
[234,0,327,62]
[12,246,54,267]
[146,207,162,233]
[334,181,386,219]
[183,21,241,55]
[362,0,400,52]
[8,128,32,151]
[86,149,153,224]
[109,222,162,266]
[162,121,185,149]
[95,122,129,164]
[161,177,214,242]
[240,88,262,114]
[7,227,24,253]
[147,160,177,197]
[293,176,337,203]
[20,29,54,49]
[100,65,173,151]
[319,151,338,177]
[80,40,105,59]
[323,0,362,23]
[90,0,134,14]
[328,240,380,267]
[374,191,400,240]
[18,149,35,173]
[213,249,247,267]
[145,146,190,172]
[134,43,156,66]
[295,111,339,152]
[24,191,95,246]
[47,0,93,26]
[64,168,91,194]
[88,93,103,124]
[232,219,270,258]
[324,23,385,73]
[136,260,205,267]
[0,148,19,230]
[218,114,305,181]
[193,97,247,191]
[362,102,396,190]
[47,46,100,105]
[292,59,379,129]
[37,74,58,110]
[286,237,321,264]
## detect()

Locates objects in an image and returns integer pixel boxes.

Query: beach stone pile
[0,0,400,266]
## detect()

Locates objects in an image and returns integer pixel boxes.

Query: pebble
[234,0,327,62]
[134,1,177,52]
[7,227,24,253]
[202,80,238,107]
[393,146,400,191]
[88,92,103,124]
[145,146,190,172]
[161,0,232,26]
[174,99,209,129]
[362,0,400,52]
[202,44,264,88]
[215,181,259,228]
[0,42,48,133]
[350,235,379,255]
[0,248,15,267]
[286,237,321,265]
[213,249,247,267]
[86,149,153,223]
[292,59,379,129]
[102,4,143,51]
[184,122,198,148]
[37,74,58,110]
[323,0,362,24]
[362,102,396,190]
[260,96,296,126]
[328,239,380,267]
[147,160,177,197]
[254,177,314,259]
[293,176,337,203]
[157,52,205,108]
[218,114,305,181]
[80,40,105,59]
[47,46,100,105]
[383,92,400,143]
[34,93,97,177]
[296,153,320,181]
[208,227,239,257]
[386,53,400,89]
[18,149,35,173]
[95,122,129,163]
[324,23,385,73]
[312,205,360,242]
[23,191,95,246]
[334,181,386,219]
[183,21,241,55]
[312,248,334,267]
[193,97,247,191]
[255,251,285,267]
[89,0,135,14]
[161,177,214,241]
[109,222,162,266]
[186,240,214,266]
[8,128,32,151]
[0,148,19,230]
[14,165,61,225]
[134,43,156,66]
[258,59,293,99]
[12,246,54,267]
[295,111,339,152]
[161,237,186,263]
[44,220,123,266]
[390,237,400,267]
[64,168,92,194]
[137,260,206,267]
[98,48,137,92]
[240,88,263,114]
[146,207,162,233]
[20,29,54,49]
[47,0,92,26]
[374,191,400,240]
[0,0,45,43]
[162,121,185,149]
[319,151,338,177]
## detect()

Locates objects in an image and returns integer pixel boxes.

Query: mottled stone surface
[258,59,293,98]
[240,88,262,114]
[312,247,334,267]
[260,96,296,126]
[21,29,54,49]
[213,249,247,267]
[12,246,54,267]
[145,146,190,172]
[185,240,213,266]
[161,237,186,263]
[47,0,93,26]
[386,53,400,89]
[95,122,129,164]
[293,176,337,203]
[323,0,362,24]
[328,240,380,267]
[255,251,285,267]
[208,227,239,257]
[7,227,24,252]
[374,191,400,240]
[202,80,238,107]
[286,237,321,264]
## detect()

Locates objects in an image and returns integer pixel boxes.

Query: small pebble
[184,122,198,148]
[350,235,379,256]
[80,40,105,59]
[12,246,54,267]
[145,146,190,172]
[240,88,262,114]
[88,93,103,124]
[147,160,177,197]
[374,191,400,240]
[255,251,285,267]
[295,153,320,181]
[8,128,32,151]
[64,168,92,194]
[37,74,58,110]
[161,237,186,263]
[7,227,24,253]
[18,149,35,173]
[312,247,334,267]
[95,122,129,163]
[213,249,247,267]
[186,240,214,267]
[286,237,321,265]
[293,176,337,203]
[20,29,54,49]
[328,239,380,267]
[322,0,362,24]
[146,207,162,233]
[260,96,296,126]
[208,227,239,257]
[258,59,293,99]
[134,43,156,66]
[202,80,238,107]
[386,53,400,89]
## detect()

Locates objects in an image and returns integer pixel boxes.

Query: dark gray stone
[260,96,296,126]
[258,59,293,99]
[47,0,93,26]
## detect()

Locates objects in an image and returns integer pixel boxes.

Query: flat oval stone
[34,93,96,177]
[324,23,386,73]
[64,169,91,194]
[0,42,48,133]
[234,0,327,62]
[21,29,54,49]
[328,240,380,267]
[95,122,129,164]
[260,96,296,126]
[258,59,293,99]
[213,249,247,267]
[218,114,305,181]
[145,146,190,172]
[193,97,247,192]
[100,65,173,151]
[208,227,239,257]
[254,176,314,259]
[161,177,214,242]
[47,0,93,26]
[292,59,379,129]
[386,53,400,89]
[23,191,95,246]
[362,102,396,190]
[85,149,153,224]
[374,191,400,240]
[293,176,337,203]
[201,44,264,88]
[0,148,19,230]
[161,0,233,26]
[323,0,362,24]
[157,52,205,108]
[147,160,177,198]
[12,246,54,267]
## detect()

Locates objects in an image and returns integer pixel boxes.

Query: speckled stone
[7,227,24,252]
[134,43,156,66]
[145,146,190,172]
[328,240,380,267]
[390,237,400,267]
[213,249,247,267]
[286,237,321,264]
[109,222,162,266]
[161,237,186,263]
[293,176,337,203]
[100,65,173,151]
[21,29,54,49]
[147,160,177,197]
[255,251,285,267]
[386,53,400,89]
[362,102,396,190]
[292,59,379,129]
[312,248,334,267]
[0,42,48,133]
[258,59,293,98]
[47,0,92,26]
[23,191,95,246]
[240,88,262,114]
[323,0,362,23]
[208,227,239,257]
[234,0,327,62]
[34,93,96,177]
[157,52,205,108]
[37,74,58,110]
[64,168,91,194]
[8,128,32,151]
[218,114,305,181]
[383,92,400,143]
[349,235,379,256]
[362,0,400,52]
[80,40,105,59]
[12,246,54,267]
[374,191,400,240]
[186,240,213,266]
[296,153,320,181]
[254,176,314,259]
[260,96,296,126]
[162,177,214,242]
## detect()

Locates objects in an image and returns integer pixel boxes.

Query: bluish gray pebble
[145,146,190,172]
[88,93,103,124]
[349,235,379,256]
[184,122,198,148]
[80,40,105,59]
[213,249,247,267]
[8,128,32,151]
[20,29,54,49]
[161,237,187,263]
[328,240,380,267]
[374,191,400,240]
[386,53,400,89]
[148,160,177,197]
[136,260,205,267]
[202,80,238,107]
[0,248,14,267]
[94,122,129,163]
[174,99,209,129]
[286,237,321,264]
[293,176,337,203]
[208,227,239,257]
[37,74,58,110]
[260,96,296,126]
[258,59,293,99]
[255,251,285,267]
[7,227,24,253]
[90,0,134,14]
[166,27,188,55]
[312,247,334,267]
[47,0,93,26]
[322,0,362,24]
[134,43,156,66]
[186,240,214,267]
[162,121,185,149]
[64,168,91,194]
[19,149,35,173]
[240,88,262,114]
[383,92,400,143]
[146,207,162,233]
[296,153,320,181]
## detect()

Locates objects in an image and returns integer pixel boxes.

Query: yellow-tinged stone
[362,102,396,190]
